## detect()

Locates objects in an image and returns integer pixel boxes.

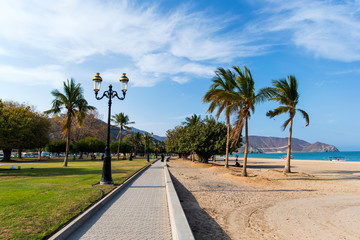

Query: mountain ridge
[238,135,339,153]
[49,117,338,152]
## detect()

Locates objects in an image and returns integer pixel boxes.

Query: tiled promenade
[68,160,172,240]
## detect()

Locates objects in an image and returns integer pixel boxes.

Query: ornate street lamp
[92,72,129,185]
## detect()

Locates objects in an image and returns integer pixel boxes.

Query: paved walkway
[68,160,172,240]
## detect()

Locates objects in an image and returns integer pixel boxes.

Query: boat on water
[328,156,346,161]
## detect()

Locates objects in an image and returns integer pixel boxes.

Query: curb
[164,159,195,240]
[49,161,155,240]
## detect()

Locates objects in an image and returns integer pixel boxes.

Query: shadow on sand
[170,173,231,240]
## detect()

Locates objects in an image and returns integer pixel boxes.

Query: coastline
[226,151,360,162]
[168,157,360,240]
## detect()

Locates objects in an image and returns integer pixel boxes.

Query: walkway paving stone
[68,160,172,240]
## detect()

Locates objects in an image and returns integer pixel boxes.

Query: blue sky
[0,0,359,151]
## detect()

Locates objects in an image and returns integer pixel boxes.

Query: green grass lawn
[0,158,150,239]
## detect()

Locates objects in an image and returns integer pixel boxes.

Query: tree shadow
[270,170,360,181]
[212,161,284,169]
[190,189,315,193]
[246,164,284,169]
[0,167,128,177]
[170,173,231,240]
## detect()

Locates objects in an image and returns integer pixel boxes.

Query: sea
[228,151,360,162]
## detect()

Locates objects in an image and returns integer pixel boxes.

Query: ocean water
[228,151,360,162]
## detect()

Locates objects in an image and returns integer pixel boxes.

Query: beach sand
[167,157,360,240]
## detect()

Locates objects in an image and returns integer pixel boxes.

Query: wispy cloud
[332,68,360,75]
[2,0,358,88]
[0,65,65,86]
[257,0,360,62]
[0,0,264,87]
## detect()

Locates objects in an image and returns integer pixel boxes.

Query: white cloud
[0,47,7,56]
[102,67,162,87]
[4,0,357,88]
[172,76,190,84]
[0,0,265,87]
[258,0,360,62]
[0,65,66,86]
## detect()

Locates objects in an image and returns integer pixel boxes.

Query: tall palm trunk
[64,126,71,167]
[242,118,249,177]
[225,116,230,168]
[284,119,293,173]
[117,127,123,160]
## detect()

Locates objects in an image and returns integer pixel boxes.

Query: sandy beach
[167,157,360,240]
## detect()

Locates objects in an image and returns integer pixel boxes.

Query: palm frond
[281,117,292,131]
[266,106,290,118]
[297,108,310,126]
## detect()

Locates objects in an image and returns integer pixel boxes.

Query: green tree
[265,75,309,173]
[153,142,161,158]
[45,140,67,156]
[182,114,201,161]
[166,116,238,163]
[72,137,105,158]
[143,132,153,160]
[166,126,190,158]
[84,137,105,154]
[0,101,50,161]
[203,67,237,167]
[45,79,95,167]
[182,114,201,126]
[129,132,142,156]
[230,66,268,176]
[110,141,132,157]
[194,116,229,163]
[72,138,88,159]
[31,114,51,159]
[111,113,134,160]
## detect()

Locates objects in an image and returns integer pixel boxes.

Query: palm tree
[182,114,201,126]
[203,67,237,168]
[231,66,268,176]
[182,114,201,161]
[265,75,309,173]
[45,79,95,167]
[112,113,135,160]
[130,132,142,157]
[153,142,160,158]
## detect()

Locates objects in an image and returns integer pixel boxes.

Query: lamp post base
[100,180,114,185]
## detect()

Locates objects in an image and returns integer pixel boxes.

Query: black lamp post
[92,72,129,185]
[150,132,153,162]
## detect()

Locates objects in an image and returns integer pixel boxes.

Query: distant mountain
[238,136,339,153]
[130,127,167,142]
[102,126,167,142]
[48,116,167,142]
